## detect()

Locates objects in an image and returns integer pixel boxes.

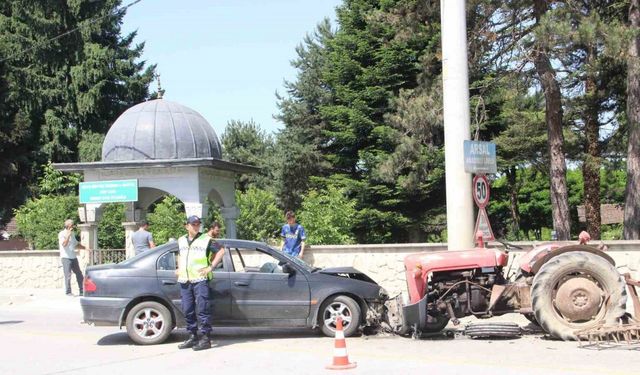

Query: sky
[120,0,342,138]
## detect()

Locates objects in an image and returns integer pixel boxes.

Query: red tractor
[391,233,633,340]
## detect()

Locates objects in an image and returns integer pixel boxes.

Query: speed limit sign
[473,174,490,208]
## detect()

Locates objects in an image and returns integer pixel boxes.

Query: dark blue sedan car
[80,239,388,344]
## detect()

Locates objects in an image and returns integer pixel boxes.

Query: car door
[228,246,310,322]
[156,249,232,321]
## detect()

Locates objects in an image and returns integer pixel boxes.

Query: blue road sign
[79,179,138,204]
[464,140,497,174]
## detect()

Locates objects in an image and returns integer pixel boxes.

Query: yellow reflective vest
[177,233,211,283]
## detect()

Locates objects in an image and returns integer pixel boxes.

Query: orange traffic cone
[326,317,357,370]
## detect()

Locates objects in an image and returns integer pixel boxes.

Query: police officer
[176,215,215,351]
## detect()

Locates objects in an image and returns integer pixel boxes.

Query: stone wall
[0,250,91,293]
[304,243,446,298]
[2,241,639,313]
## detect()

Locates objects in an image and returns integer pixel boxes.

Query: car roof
[216,239,270,249]
[150,238,271,252]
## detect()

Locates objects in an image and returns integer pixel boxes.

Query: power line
[0,0,144,63]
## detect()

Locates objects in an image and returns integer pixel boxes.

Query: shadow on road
[212,327,323,339]
[0,320,23,325]
[97,332,136,346]
[97,327,323,347]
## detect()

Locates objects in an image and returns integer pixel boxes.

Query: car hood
[318,267,378,284]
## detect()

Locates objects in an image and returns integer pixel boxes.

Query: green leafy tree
[147,196,185,245]
[36,162,81,197]
[298,186,356,245]
[506,168,552,240]
[97,203,125,249]
[601,168,627,204]
[204,199,225,237]
[235,188,281,241]
[14,195,79,249]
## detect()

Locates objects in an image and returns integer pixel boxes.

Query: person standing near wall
[131,220,156,255]
[280,211,306,258]
[58,219,84,296]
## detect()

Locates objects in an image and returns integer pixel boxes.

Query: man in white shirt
[58,219,84,296]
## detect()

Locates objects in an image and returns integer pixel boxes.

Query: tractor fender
[530,245,615,275]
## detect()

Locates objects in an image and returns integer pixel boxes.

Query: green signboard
[79,179,138,204]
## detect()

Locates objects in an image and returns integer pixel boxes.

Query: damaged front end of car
[319,267,408,335]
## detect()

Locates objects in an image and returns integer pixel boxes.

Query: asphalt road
[1,289,639,375]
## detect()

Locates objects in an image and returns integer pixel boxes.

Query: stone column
[77,223,98,268]
[221,206,240,239]
[124,202,141,222]
[123,222,139,259]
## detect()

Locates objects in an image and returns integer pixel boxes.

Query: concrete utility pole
[441,0,474,249]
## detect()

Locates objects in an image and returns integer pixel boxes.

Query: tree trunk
[583,53,602,240]
[532,0,571,240]
[625,0,640,239]
[507,167,521,240]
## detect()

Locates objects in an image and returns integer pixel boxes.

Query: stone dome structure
[102,99,222,162]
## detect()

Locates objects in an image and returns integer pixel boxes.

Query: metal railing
[89,248,127,265]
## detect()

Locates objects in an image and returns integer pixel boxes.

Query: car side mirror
[282,263,295,275]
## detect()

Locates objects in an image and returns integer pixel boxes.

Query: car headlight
[379,287,389,299]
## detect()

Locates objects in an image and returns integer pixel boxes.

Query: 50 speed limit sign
[473,174,490,208]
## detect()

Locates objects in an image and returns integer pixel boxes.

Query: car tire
[319,295,361,337]
[531,252,626,341]
[125,301,173,345]
[465,322,522,339]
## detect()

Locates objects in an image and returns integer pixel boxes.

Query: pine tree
[221,119,275,192]
[275,19,335,211]
[625,0,640,239]
[0,0,154,222]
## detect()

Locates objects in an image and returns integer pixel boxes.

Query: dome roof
[102,99,222,162]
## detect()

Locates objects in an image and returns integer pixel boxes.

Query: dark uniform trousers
[180,280,211,336]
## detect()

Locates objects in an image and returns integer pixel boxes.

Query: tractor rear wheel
[523,313,538,326]
[531,252,626,340]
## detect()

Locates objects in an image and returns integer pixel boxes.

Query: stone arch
[137,187,169,213]
[207,188,225,207]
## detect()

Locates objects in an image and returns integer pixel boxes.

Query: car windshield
[271,246,315,272]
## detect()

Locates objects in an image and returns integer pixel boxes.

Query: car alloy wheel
[320,295,361,337]
[133,308,164,338]
[126,301,173,345]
